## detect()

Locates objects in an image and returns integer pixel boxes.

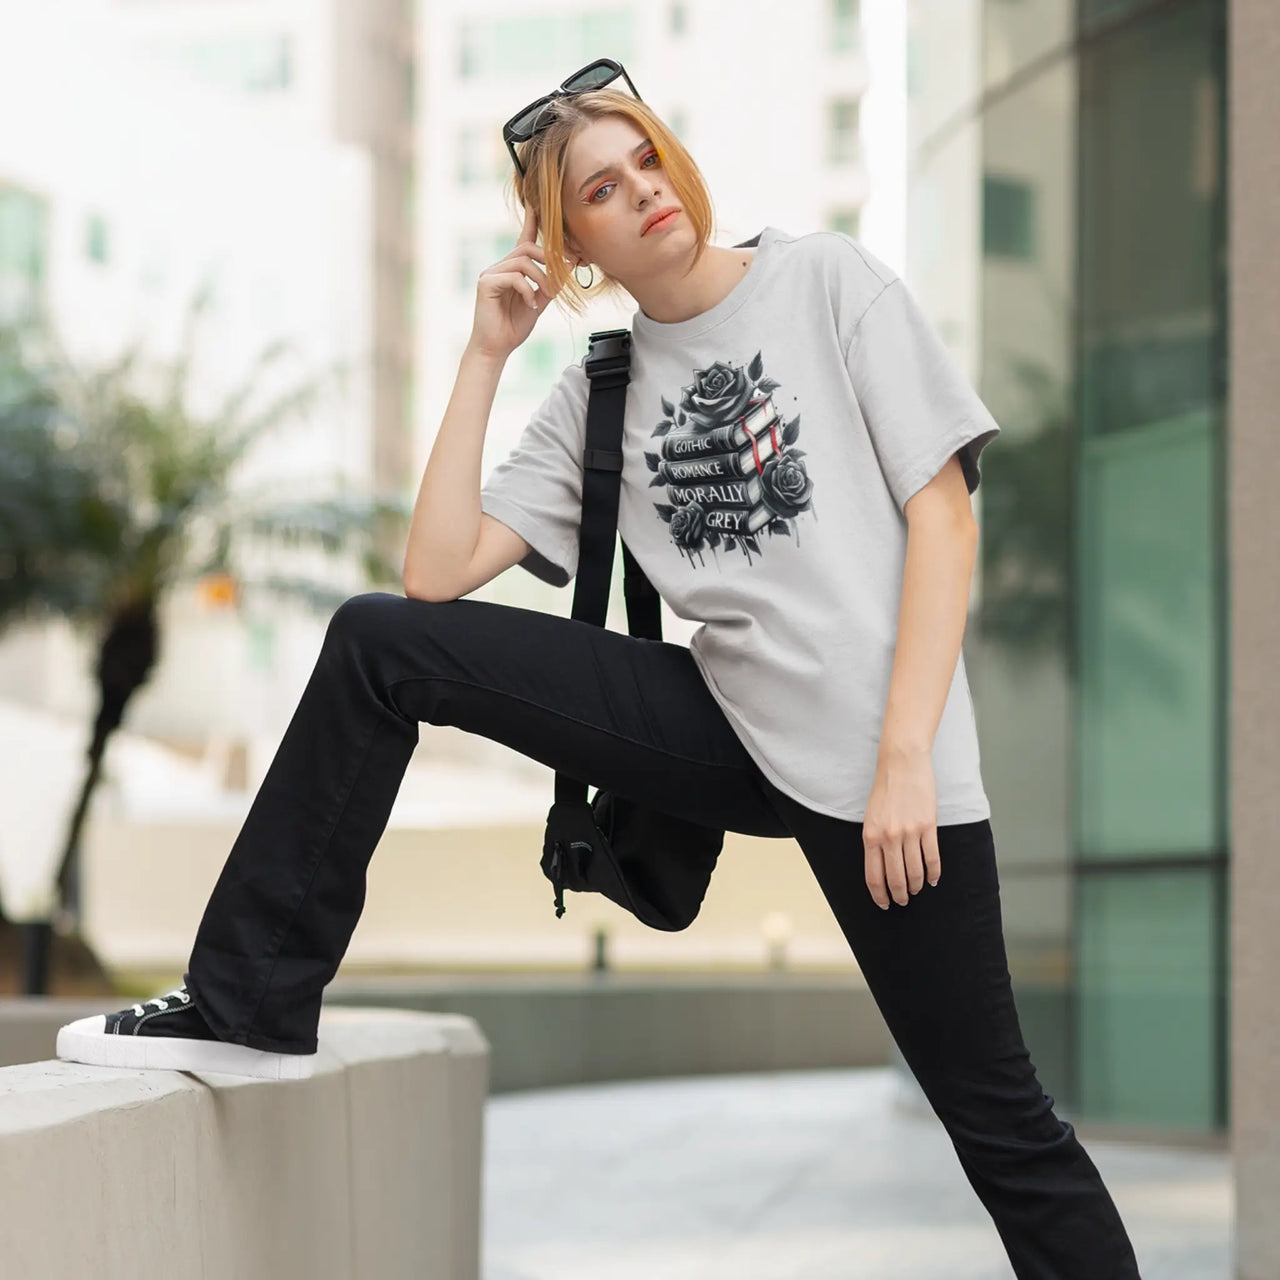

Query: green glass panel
[1081,0,1166,31]
[1077,412,1218,857]
[827,208,861,239]
[971,56,1076,874]
[86,214,109,265]
[0,188,46,278]
[0,187,48,321]
[830,0,860,51]
[982,174,1035,260]
[1078,0,1221,439]
[1077,866,1219,1128]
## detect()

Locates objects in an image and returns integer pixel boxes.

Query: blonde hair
[503,87,717,319]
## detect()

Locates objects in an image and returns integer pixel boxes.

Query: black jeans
[184,592,1141,1279]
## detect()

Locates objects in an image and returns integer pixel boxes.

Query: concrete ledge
[323,971,893,1093]
[0,1006,490,1280]
[1,973,893,1096]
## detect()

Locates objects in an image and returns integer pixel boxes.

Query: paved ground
[481,1067,1232,1280]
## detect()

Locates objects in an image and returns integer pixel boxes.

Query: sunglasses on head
[502,57,643,178]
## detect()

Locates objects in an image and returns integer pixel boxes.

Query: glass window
[1077,413,1221,856]
[1077,865,1221,1128]
[155,35,293,93]
[0,186,48,321]
[830,0,860,52]
[458,22,479,77]
[458,15,634,79]
[1072,0,1225,1132]
[969,50,1077,1091]
[827,98,861,165]
[1081,0,1166,31]
[1079,3,1221,440]
[1076,0,1225,858]
[827,206,861,239]
[86,214,110,266]
[982,174,1036,260]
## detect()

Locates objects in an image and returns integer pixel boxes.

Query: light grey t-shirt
[479,225,1001,823]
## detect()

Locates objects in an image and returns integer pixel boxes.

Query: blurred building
[0,0,381,756]
[108,0,418,505]
[905,5,1280,1270]
[908,0,1229,1142]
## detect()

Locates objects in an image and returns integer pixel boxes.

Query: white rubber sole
[56,1015,317,1080]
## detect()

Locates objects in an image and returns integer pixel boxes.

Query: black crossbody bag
[538,325,726,932]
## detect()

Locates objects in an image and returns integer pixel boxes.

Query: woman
[59,64,1143,1277]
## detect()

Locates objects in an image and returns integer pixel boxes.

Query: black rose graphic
[680,361,754,429]
[669,500,707,549]
[648,351,816,568]
[760,451,814,519]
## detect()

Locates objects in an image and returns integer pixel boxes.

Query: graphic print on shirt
[646,353,815,567]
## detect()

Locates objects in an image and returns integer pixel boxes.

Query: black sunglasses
[502,58,643,178]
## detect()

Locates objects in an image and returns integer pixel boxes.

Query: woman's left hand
[862,744,940,909]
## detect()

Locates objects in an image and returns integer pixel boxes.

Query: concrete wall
[0,1007,489,1280]
[1228,3,1280,1277]
[323,973,894,1094]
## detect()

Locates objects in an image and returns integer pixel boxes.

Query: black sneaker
[56,985,316,1080]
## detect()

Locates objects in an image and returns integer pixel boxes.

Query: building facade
[0,1,374,744]
[110,0,418,508]
[910,0,1229,1139]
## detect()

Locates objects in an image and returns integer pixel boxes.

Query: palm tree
[0,294,412,994]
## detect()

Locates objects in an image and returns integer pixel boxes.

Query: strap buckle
[585,328,632,385]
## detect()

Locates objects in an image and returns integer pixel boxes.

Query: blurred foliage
[976,353,1074,676]
[1,288,412,630]
[0,290,413,987]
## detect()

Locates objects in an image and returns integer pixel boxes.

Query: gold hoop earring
[573,262,595,289]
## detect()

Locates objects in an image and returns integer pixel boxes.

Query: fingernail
[929,878,938,887]
[879,901,889,910]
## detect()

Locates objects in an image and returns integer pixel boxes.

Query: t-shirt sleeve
[478,356,588,587]
[844,273,1001,515]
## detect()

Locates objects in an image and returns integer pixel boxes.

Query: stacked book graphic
[653,394,782,538]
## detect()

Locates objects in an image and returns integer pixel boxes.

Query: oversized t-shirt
[478,225,1001,823]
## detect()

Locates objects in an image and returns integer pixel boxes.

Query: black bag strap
[566,326,631,631]
[621,539,662,639]
[553,325,658,806]
[552,228,764,808]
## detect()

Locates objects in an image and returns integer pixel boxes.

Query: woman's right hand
[470,202,559,361]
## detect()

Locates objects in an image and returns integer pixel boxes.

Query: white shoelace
[131,986,191,1017]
